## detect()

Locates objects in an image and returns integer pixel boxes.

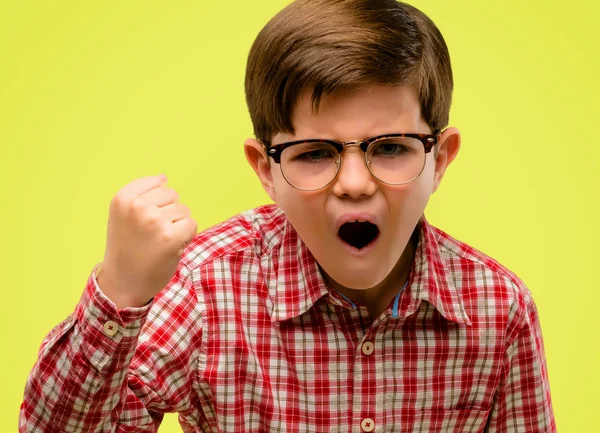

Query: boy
[19,0,556,431]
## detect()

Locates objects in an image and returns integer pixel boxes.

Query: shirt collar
[267,210,471,326]
[267,215,329,322]
[405,216,472,325]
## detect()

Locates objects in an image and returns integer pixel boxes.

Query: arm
[19,261,203,432]
[485,292,556,432]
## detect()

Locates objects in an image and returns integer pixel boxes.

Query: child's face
[245,85,460,290]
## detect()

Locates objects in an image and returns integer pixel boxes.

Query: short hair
[244,0,454,147]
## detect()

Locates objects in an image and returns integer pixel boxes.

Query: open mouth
[337,220,380,250]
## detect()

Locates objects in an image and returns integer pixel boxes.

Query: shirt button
[361,417,375,432]
[362,341,374,356]
[103,320,119,337]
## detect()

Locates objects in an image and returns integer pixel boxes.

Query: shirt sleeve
[19,261,204,433]
[485,290,557,433]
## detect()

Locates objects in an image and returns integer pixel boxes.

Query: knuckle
[130,196,150,215]
[159,226,175,244]
[137,206,160,227]
[146,207,162,224]
[130,195,143,209]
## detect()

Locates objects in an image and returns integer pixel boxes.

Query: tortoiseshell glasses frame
[263,132,440,191]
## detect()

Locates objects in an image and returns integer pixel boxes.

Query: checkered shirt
[20,203,556,432]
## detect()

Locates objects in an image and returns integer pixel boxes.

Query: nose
[331,144,377,198]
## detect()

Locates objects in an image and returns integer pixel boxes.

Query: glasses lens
[367,137,426,184]
[281,142,339,190]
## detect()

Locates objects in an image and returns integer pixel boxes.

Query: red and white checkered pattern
[20,204,556,432]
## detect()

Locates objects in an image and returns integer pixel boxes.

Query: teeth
[340,219,375,227]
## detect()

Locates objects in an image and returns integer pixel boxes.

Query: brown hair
[245,0,453,147]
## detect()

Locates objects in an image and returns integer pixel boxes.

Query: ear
[244,138,277,202]
[432,127,461,193]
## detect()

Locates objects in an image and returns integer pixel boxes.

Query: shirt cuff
[72,263,153,371]
[90,262,153,326]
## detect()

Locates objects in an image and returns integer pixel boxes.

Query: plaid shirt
[20,204,555,432]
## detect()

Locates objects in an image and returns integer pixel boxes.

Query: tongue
[338,221,379,249]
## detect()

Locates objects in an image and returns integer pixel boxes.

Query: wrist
[96,264,152,310]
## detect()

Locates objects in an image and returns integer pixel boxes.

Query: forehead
[274,85,428,144]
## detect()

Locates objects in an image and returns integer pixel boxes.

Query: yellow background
[2,1,597,431]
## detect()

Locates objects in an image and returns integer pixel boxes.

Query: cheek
[386,176,434,221]
[280,198,329,251]
[403,158,436,203]
[272,179,327,233]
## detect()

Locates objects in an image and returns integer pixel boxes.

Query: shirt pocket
[403,408,490,433]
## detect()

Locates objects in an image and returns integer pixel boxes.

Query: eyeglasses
[265,132,439,191]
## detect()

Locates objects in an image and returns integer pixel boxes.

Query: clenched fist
[98,175,197,310]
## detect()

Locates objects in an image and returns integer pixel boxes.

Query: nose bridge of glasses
[338,140,367,158]
[336,140,371,174]
[341,140,362,150]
